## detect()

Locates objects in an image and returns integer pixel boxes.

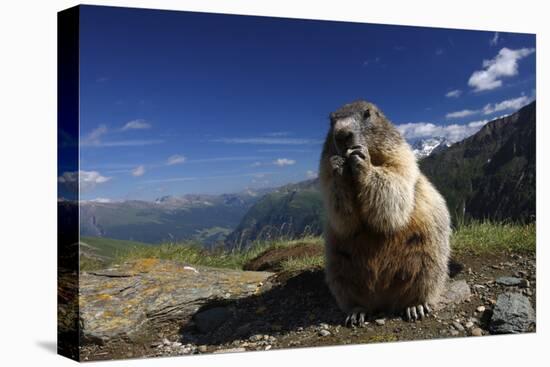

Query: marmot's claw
[404,304,430,322]
[348,145,367,159]
[345,312,367,328]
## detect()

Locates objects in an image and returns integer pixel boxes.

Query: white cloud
[445,89,462,98]
[166,154,186,165]
[490,32,500,46]
[482,95,531,115]
[306,170,318,179]
[121,119,151,131]
[82,125,108,145]
[397,120,488,143]
[89,197,112,203]
[250,162,262,167]
[58,170,111,192]
[212,137,322,145]
[131,165,146,177]
[435,48,444,56]
[446,109,479,119]
[81,123,162,147]
[273,158,296,167]
[468,47,535,91]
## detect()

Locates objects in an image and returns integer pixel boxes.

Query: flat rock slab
[80,259,272,343]
[496,276,528,287]
[489,292,535,334]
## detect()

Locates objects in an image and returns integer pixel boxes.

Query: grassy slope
[110,222,535,273]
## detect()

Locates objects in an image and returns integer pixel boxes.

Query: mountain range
[78,189,272,246]
[71,101,535,249]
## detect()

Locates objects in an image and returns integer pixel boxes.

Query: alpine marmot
[319,100,451,325]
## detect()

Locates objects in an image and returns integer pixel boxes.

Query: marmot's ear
[362,109,371,121]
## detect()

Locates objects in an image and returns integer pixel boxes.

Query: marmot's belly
[349,246,430,312]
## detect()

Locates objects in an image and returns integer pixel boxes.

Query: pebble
[464,321,474,329]
[265,345,272,351]
[198,345,207,353]
[249,334,263,342]
[451,321,465,331]
[470,328,483,336]
[450,330,459,336]
[476,305,486,313]
[320,323,329,329]
[375,319,386,326]
[319,329,331,337]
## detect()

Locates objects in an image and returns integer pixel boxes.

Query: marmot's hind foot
[344,311,368,328]
[404,303,431,322]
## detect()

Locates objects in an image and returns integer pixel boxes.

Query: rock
[198,345,207,353]
[470,328,483,336]
[375,319,386,326]
[437,280,471,308]
[79,259,273,342]
[213,347,246,354]
[318,329,331,337]
[450,330,459,336]
[496,276,528,287]
[451,321,464,331]
[489,293,535,334]
[194,307,231,333]
[319,323,329,330]
[464,321,474,329]
[476,305,486,313]
[249,334,263,342]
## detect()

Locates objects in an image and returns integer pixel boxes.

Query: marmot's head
[326,100,405,163]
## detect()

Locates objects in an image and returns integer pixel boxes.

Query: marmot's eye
[362,110,371,120]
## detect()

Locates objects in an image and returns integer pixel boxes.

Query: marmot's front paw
[345,311,368,328]
[404,303,431,322]
[330,155,345,176]
[347,145,369,175]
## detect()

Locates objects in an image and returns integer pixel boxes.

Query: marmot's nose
[334,129,354,147]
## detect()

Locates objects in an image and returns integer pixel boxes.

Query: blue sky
[70,5,535,201]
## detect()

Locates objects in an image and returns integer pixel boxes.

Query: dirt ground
[80,250,536,361]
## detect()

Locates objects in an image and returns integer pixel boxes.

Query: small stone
[318,329,331,337]
[476,305,486,313]
[320,323,329,330]
[470,328,483,336]
[496,276,524,287]
[450,329,459,336]
[452,321,465,331]
[163,338,171,345]
[265,345,272,351]
[249,334,263,342]
[375,319,386,326]
[198,345,207,353]
[464,321,474,329]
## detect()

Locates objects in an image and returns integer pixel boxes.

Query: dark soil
[80,250,536,361]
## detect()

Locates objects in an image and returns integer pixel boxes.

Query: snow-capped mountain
[410,137,452,159]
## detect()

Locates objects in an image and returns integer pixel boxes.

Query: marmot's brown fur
[319,100,450,325]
